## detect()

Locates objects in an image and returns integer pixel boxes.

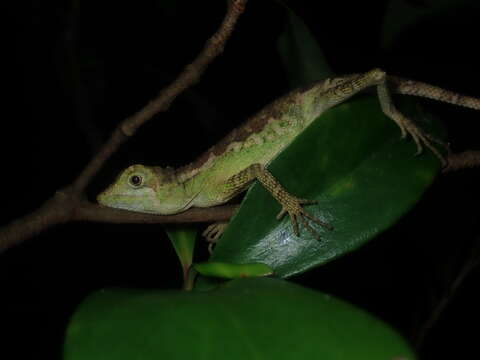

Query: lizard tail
[388,75,480,111]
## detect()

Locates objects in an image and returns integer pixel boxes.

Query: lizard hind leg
[376,80,450,166]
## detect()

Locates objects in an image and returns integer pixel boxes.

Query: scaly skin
[97,69,480,239]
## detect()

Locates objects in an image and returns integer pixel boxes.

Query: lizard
[97,68,480,243]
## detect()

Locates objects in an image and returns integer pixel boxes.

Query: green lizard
[97,69,480,241]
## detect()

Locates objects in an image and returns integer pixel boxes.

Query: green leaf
[210,96,444,278]
[165,226,197,289]
[64,278,416,360]
[276,2,333,86]
[165,226,196,269]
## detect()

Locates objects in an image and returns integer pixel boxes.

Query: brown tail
[388,76,480,111]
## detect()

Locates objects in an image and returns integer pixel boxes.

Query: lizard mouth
[96,188,166,214]
[97,192,141,210]
[97,194,157,213]
[96,190,108,205]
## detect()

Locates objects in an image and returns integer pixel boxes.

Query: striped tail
[388,76,480,111]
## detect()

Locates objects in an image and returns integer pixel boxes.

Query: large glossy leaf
[210,96,444,278]
[64,278,416,360]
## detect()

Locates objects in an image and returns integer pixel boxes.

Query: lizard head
[97,164,190,215]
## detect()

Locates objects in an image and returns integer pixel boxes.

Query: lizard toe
[276,208,287,220]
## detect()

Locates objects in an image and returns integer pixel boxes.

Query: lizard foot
[399,116,450,166]
[202,222,229,254]
[276,197,333,240]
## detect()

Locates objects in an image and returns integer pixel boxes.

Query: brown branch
[0,187,239,253]
[0,191,75,252]
[0,0,247,254]
[443,150,480,172]
[74,202,239,224]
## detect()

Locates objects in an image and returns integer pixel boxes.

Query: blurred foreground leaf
[64,278,415,359]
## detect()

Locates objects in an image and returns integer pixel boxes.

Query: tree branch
[443,151,480,172]
[0,0,247,253]
[74,202,239,224]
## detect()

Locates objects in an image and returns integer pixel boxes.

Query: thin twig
[414,248,480,349]
[443,150,480,172]
[0,0,247,253]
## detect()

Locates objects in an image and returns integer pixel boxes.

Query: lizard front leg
[225,163,333,239]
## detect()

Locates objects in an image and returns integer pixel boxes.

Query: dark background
[2,0,480,358]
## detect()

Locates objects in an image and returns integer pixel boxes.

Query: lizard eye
[128,175,143,188]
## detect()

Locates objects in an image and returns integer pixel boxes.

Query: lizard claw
[398,122,408,139]
[202,222,229,254]
[276,208,287,220]
[276,197,332,240]
[399,117,449,167]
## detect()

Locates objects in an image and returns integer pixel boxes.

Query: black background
[2,0,480,359]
